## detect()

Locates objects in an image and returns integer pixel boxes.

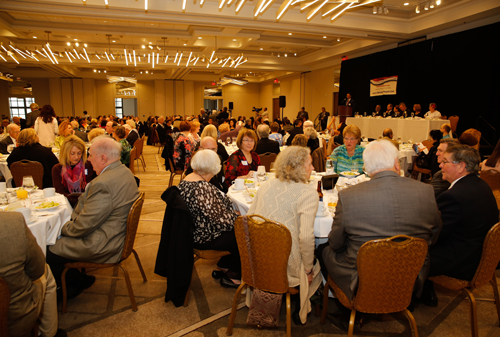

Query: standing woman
[55,121,75,149]
[35,105,58,146]
[173,121,194,171]
[51,135,96,207]
[225,128,261,187]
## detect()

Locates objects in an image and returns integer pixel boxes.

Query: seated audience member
[248,146,322,325]
[52,135,97,207]
[458,132,479,148]
[218,121,242,142]
[440,123,453,139]
[399,102,410,118]
[177,150,240,287]
[47,136,139,298]
[329,125,364,174]
[282,117,294,133]
[7,128,59,188]
[382,128,399,149]
[268,122,283,146]
[225,128,261,187]
[71,120,88,142]
[125,119,139,146]
[392,105,401,118]
[413,104,423,117]
[286,119,304,145]
[319,140,441,303]
[201,124,229,162]
[255,124,280,155]
[385,103,393,117]
[0,213,66,337]
[173,121,194,171]
[229,118,237,130]
[304,126,319,153]
[112,126,132,167]
[481,139,500,171]
[0,123,20,154]
[185,137,227,193]
[327,117,347,144]
[55,121,75,149]
[105,121,117,136]
[424,129,443,176]
[88,127,105,142]
[424,103,442,119]
[373,104,382,117]
[431,138,460,198]
[291,134,308,147]
[423,145,499,305]
[156,117,168,144]
[188,120,201,145]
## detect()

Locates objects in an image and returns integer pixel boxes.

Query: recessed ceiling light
[233,39,237,42]
[260,48,263,50]
[149,42,152,44]
[74,39,78,41]
[67,42,71,46]
[288,33,292,36]
[183,43,187,46]
[323,36,327,38]
[198,37,202,39]
[404,2,409,5]
[142,45,145,49]
[337,38,341,42]
[33,36,37,39]
[112,40,116,43]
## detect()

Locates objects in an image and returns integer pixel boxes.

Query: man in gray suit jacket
[321,140,442,301]
[0,213,63,337]
[47,135,139,297]
[25,103,40,128]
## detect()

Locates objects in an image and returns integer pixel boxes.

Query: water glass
[22,176,35,195]
[0,192,7,205]
[411,112,415,118]
[351,162,358,173]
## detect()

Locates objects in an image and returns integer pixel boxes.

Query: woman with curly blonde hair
[247,146,321,325]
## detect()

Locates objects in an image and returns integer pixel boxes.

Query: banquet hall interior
[1,0,500,336]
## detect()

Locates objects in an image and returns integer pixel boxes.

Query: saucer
[27,215,38,224]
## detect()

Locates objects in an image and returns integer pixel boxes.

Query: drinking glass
[226,137,231,145]
[326,159,333,173]
[411,112,415,118]
[22,176,35,196]
[397,136,402,143]
[351,162,358,173]
[372,112,375,117]
[7,144,14,153]
[257,165,266,179]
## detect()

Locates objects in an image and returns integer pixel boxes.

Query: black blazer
[255,138,280,155]
[7,143,59,188]
[154,187,195,307]
[430,174,499,280]
[0,136,13,154]
[286,127,304,146]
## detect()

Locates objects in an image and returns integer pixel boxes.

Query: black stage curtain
[338,22,500,143]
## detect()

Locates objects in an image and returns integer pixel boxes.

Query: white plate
[340,171,361,178]
[26,215,39,224]
[34,203,60,211]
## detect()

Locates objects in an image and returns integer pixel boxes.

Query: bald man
[184,137,227,193]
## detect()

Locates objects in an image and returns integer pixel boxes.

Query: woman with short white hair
[177,150,241,287]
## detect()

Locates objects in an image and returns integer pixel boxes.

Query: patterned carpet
[58,143,500,337]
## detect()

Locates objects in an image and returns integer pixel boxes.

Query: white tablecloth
[346,117,449,142]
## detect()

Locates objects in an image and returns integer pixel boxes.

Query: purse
[242,216,283,328]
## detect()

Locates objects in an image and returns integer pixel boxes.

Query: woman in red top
[225,128,261,187]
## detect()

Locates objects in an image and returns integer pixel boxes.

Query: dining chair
[428,222,500,337]
[129,147,137,174]
[320,235,428,337]
[133,136,146,171]
[326,140,340,158]
[183,249,231,307]
[312,147,326,172]
[410,160,431,182]
[321,138,327,159]
[449,116,459,134]
[258,152,277,172]
[227,215,298,337]
[421,140,433,151]
[479,169,500,209]
[0,277,9,337]
[61,192,147,314]
[167,157,184,188]
[10,160,44,189]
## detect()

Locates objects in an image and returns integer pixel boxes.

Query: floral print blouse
[173,133,194,171]
[224,149,261,187]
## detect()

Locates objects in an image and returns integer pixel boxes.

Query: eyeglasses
[242,139,255,143]
[441,159,460,165]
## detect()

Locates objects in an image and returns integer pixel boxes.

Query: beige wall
[223,83,260,119]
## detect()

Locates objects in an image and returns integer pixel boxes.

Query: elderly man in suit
[0,213,66,337]
[125,119,139,147]
[47,135,139,299]
[421,145,499,305]
[25,103,40,128]
[320,140,441,302]
[255,124,280,155]
[0,123,20,154]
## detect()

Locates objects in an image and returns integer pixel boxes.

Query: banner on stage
[370,76,398,96]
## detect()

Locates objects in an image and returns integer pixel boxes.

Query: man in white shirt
[0,123,20,154]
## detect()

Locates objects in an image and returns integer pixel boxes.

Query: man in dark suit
[285,119,304,146]
[423,145,499,304]
[255,124,280,155]
[126,120,139,147]
[319,107,330,131]
[0,123,19,154]
[320,140,441,301]
[296,107,309,121]
[340,93,354,109]
[431,138,460,199]
[156,117,168,145]
[25,103,40,128]
[217,107,229,124]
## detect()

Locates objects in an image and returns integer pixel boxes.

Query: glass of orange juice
[16,188,28,199]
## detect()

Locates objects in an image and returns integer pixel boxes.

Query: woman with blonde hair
[291,134,308,147]
[7,128,58,188]
[35,105,58,146]
[188,120,201,145]
[88,128,105,142]
[329,124,365,174]
[51,135,96,207]
[248,146,321,325]
[55,121,75,148]
[201,124,229,162]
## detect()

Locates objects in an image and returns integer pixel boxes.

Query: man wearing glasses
[0,123,20,154]
[421,145,499,306]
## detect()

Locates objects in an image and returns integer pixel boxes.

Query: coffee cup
[15,207,32,224]
[233,178,245,190]
[43,187,56,198]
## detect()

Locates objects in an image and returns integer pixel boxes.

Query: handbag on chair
[242,216,282,328]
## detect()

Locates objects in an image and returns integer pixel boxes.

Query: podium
[338,106,352,123]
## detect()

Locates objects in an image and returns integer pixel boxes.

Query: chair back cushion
[354,235,428,313]
[134,137,144,156]
[0,277,9,336]
[120,192,145,261]
[448,116,459,133]
[10,160,44,189]
[311,147,325,172]
[258,153,277,172]
[480,170,500,209]
[234,215,291,294]
[471,222,500,288]
[129,148,137,174]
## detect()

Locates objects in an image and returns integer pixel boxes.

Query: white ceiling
[0,0,498,82]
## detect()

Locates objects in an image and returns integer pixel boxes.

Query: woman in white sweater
[248,146,322,325]
[34,105,58,146]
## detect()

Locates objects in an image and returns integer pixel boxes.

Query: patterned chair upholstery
[480,170,500,210]
[429,222,500,337]
[320,235,428,337]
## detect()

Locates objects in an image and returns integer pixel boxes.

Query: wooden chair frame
[168,157,184,188]
[61,192,147,314]
[0,277,9,337]
[133,136,146,171]
[10,160,44,189]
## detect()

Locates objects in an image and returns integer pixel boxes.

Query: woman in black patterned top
[177,149,241,287]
